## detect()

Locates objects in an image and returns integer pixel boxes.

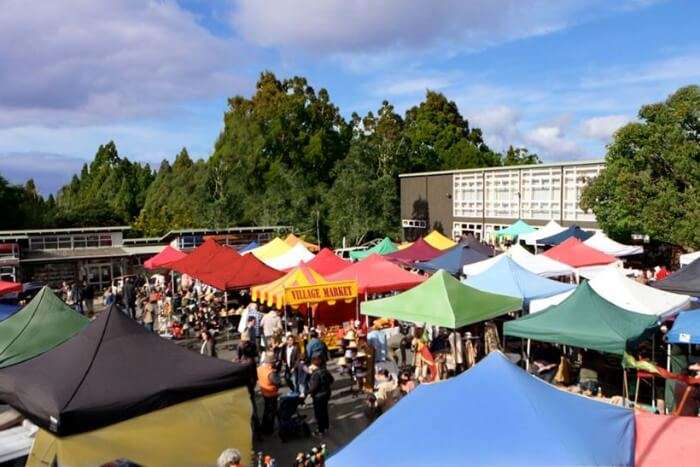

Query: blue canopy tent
[238,241,258,253]
[0,304,20,322]
[414,244,488,276]
[667,309,700,344]
[537,225,593,246]
[329,352,634,466]
[462,256,575,307]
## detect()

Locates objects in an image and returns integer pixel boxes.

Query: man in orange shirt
[257,352,281,435]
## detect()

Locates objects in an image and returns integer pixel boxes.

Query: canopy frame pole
[525,339,531,371]
[651,334,656,410]
[452,329,458,377]
[364,290,369,329]
[623,369,630,407]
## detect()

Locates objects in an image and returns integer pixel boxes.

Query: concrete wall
[400,174,454,240]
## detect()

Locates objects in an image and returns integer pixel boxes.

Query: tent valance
[252,264,328,309]
[362,270,521,328]
[144,245,187,270]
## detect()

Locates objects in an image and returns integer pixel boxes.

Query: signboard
[284,280,358,306]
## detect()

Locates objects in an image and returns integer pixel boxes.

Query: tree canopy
[581,85,700,250]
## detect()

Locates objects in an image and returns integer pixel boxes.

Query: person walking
[261,308,283,352]
[200,330,217,358]
[70,281,83,315]
[308,352,334,437]
[283,334,300,391]
[82,280,95,318]
[305,329,328,363]
[257,352,281,435]
[122,278,136,319]
[143,300,155,332]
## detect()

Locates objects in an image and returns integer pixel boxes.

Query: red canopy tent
[299,248,350,275]
[634,411,700,467]
[0,281,21,296]
[326,254,426,295]
[166,238,283,290]
[144,246,187,270]
[384,238,442,265]
[542,237,617,268]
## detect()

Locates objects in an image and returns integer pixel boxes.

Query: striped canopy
[248,237,293,261]
[251,263,327,309]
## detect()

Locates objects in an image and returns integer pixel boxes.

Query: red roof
[542,237,616,268]
[635,411,700,467]
[300,248,350,275]
[166,239,283,290]
[326,253,427,295]
[385,238,442,265]
[144,246,187,270]
[0,281,21,296]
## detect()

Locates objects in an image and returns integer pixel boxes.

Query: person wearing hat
[308,352,334,437]
[257,352,281,434]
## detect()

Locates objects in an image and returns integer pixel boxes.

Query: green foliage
[580,85,700,249]
[502,146,541,166]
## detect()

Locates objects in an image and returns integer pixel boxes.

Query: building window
[178,235,204,250]
[453,173,483,218]
[402,219,427,228]
[483,223,509,242]
[520,167,562,220]
[484,170,520,219]
[563,164,603,222]
[453,222,483,241]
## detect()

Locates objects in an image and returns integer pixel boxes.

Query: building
[400,159,605,241]
[0,225,288,288]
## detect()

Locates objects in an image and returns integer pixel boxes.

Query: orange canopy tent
[251,263,327,309]
[285,233,320,253]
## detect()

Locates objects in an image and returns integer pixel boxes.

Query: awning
[0,281,22,296]
[143,245,187,270]
[251,264,327,309]
[349,237,398,261]
[537,225,594,246]
[680,251,700,267]
[542,237,617,268]
[384,238,442,265]
[284,233,320,253]
[362,270,521,328]
[667,309,700,344]
[519,220,566,246]
[301,248,350,276]
[264,242,315,270]
[248,237,292,261]
[493,219,536,240]
[463,243,575,278]
[652,258,700,297]
[583,231,643,257]
[327,254,426,295]
[414,244,488,275]
[423,230,457,250]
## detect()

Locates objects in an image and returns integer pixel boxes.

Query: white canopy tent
[519,220,566,246]
[263,242,315,270]
[583,231,643,257]
[463,243,575,279]
[530,268,691,315]
[681,251,700,267]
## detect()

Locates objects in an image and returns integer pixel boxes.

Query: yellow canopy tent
[397,242,413,250]
[249,237,293,261]
[251,263,327,309]
[27,387,252,467]
[285,233,320,252]
[424,230,457,250]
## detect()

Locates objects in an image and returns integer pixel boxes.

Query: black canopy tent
[0,304,250,436]
[653,258,700,297]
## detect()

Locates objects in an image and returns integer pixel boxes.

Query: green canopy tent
[361,270,522,328]
[504,281,658,355]
[350,237,398,261]
[494,219,536,241]
[0,287,89,368]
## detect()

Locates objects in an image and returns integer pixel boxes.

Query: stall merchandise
[384,238,442,265]
[301,248,350,275]
[143,245,187,270]
[327,254,426,295]
[423,230,457,250]
[284,233,320,253]
[519,220,566,246]
[0,287,88,368]
[583,231,643,257]
[414,244,488,275]
[542,237,617,268]
[529,268,691,316]
[349,237,398,261]
[248,237,293,261]
[463,243,575,278]
[493,219,536,241]
[361,270,521,329]
[328,352,634,467]
[504,281,659,355]
[264,243,315,271]
[463,256,574,306]
[537,225,594,246]
[652,258,700,297]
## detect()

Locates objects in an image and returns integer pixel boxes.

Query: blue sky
[0,0,698,194]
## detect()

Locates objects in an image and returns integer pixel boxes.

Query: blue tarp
[238,241,258,253]
[538,225,593,246]
[0,304,20,322]
[329,352,634,467]
[463,256,575,306]
[667,309,700,344]
[414,244,488,275]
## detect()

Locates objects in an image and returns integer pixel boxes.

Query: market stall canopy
[328,352,634,467]
[519,220,566,246]
[362,270,521,328]
[0,303,19,322]
[681,251,700,267]
[583,231,643,257]
[238,240,258,253]
[652,258,700,297]
[0,281,22,296]
[414,244,488,275]
[384,238,442,265]
[542,237,617,268]
[537,225,594,246]
[349,237,398,261]
[463,256,574,306]
[463,243,575,278]
[143,245,187,270]
[423,230,457,250]
[284,233,320,253]
[302,248,350,275]
[0,304,250,436]
[248,237,292,261]
[251,264,326,309]
[666,309,700,344]
[494,219,536,240]
[222,253,286,289]
[504,281,659,355]
[530,268,691,316]
[264,242,315,271]
[458,233,496,257]
[397,241,412,250]
[634,411,700,467]
[0,287,88,368]
[327,254,426,295]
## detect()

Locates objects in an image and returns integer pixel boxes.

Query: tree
[580,85,700,249]
[502,146,541,166]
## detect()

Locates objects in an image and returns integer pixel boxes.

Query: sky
[0,0,698,194]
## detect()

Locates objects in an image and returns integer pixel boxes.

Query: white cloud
[580,115,630,141]
[525,125,580,157]
[383,76,454,96]
[467,106,521,151]
[0,152,85,195]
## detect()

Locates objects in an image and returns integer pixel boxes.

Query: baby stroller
[277,392,311,442]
